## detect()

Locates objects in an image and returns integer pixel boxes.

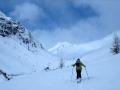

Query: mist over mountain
[48,30,120,59]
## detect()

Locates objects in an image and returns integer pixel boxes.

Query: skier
[72,58,86,80]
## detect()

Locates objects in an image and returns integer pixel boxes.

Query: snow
[0,50,120,90]
[48,30,120,59]
[0,31,120,90]
[0,11,120,90]
[0,11,11,20]
[0,36,59,73]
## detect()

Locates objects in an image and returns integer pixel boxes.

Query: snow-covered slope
[0,11,11,20]
[0,11,60,74]
[1,32,120,90]
[49,30,120,59]
[0,37,59,73]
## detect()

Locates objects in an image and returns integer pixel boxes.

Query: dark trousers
[76,69,82,79]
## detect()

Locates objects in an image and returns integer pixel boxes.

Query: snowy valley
[0,11,120,90]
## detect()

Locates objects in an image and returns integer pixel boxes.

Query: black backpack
[76,62,80,67]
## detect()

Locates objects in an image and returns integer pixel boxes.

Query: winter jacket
[72,61,86,71]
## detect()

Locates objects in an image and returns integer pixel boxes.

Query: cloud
[71,0,120,31]
[32,0,120,48]
[10,2,45,21]
[33,17,100,48]
[1,0,120,48]
[8,0,97,29]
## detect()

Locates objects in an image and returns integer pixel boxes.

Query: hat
[77,58,80,61]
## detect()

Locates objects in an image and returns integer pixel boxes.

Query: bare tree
[111,34,120,54]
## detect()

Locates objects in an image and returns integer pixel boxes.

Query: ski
[77,78,82,83]
[76,77,90,84]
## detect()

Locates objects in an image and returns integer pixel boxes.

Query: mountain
[0,11,59,74]
[48,30,120,59]
[0,11,40,51]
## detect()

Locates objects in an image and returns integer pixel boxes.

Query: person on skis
[72,58,86,80]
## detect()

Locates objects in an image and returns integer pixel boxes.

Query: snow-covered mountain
[49,31,120,59]
[0,11,40,50]
[0,11,60,74]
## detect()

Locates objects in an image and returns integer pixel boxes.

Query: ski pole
[85,68,89,79]
[71,67,74,81]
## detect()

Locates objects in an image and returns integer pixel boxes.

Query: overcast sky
[0,0,120,48]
